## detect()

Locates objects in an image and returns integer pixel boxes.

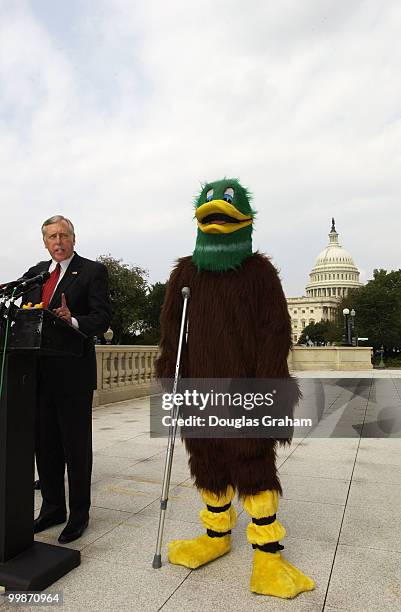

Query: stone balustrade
[93,344,373,407]
[93,345,159,407]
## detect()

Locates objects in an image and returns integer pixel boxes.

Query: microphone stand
[0,288,18,402]
[0,298,7,324]
[0,283,40,350]
[0,298,7,347]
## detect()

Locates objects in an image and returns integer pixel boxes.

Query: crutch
[152,286,190,569]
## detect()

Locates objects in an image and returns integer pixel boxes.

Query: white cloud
[0,0,400,296]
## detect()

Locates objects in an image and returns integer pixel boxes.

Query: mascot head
[192,178,255,272]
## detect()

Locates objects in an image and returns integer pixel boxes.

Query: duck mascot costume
[156,178,315,599]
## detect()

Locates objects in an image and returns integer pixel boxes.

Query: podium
[0,309,86,591]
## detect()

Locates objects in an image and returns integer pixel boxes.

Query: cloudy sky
[1,0,400,296]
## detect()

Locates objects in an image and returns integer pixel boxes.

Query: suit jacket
[23,253,111,395]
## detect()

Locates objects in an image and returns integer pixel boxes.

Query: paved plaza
[2,369,401,612]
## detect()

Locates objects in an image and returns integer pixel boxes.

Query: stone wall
[288,346,373,371]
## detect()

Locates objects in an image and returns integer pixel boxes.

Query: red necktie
[41,263,61,308]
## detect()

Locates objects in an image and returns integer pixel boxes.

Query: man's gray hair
[41,215,75,237]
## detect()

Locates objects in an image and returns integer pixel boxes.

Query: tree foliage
[97,255,149,344]
[136,282,166,345]
[339,269,401,350]
[97,255,167,345]
[297,320,341,345]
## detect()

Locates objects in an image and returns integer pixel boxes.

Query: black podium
[0,309,86,591]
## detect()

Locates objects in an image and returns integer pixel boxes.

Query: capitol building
[287,219,362,343]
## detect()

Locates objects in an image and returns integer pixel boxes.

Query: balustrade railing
[94,345,159,406]
[97,345,159,388]
[93,344,372,407]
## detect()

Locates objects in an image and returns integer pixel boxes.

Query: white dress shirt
[48,254,79,329]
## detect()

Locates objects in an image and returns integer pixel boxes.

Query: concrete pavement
[2,369,401,611]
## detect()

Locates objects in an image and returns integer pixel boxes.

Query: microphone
[0,271,50,297]
[0,278,26,294]
[18,271,51,291]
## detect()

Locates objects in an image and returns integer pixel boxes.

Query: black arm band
[252,541,284,553]
[206,502,231,513]
[252,513,276,526]
[207,529,231,538]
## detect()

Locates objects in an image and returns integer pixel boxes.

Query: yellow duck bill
[196,200,253,234]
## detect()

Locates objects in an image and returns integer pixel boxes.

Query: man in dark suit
[23,215,111,543]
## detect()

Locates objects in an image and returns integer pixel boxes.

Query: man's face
[43,220,75,262]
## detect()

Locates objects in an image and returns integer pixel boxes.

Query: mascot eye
[206,188,214,202]
[223,187,234,204]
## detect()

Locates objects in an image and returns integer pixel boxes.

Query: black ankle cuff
[252,513,276,526]
[252,541,284,553]
[207,528,231,538]
[207,502,231,513]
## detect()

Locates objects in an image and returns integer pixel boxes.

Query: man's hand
[53,293,72,325]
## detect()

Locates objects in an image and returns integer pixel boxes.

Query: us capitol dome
[286,219,362,344]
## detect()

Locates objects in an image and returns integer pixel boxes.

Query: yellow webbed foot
[168,534,231,569]
[280,556,316,592]
[251,550,315,598]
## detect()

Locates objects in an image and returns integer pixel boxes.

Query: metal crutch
[152,286,190,569]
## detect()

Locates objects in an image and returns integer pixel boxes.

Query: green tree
[298,320,341,345]
[339,269,401,350]
[97,255,148,344]
[135,282,166,345]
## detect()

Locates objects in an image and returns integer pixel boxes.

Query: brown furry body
[156,253,298,497]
